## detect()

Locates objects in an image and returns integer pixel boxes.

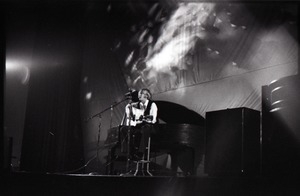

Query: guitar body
[125,107,153,126]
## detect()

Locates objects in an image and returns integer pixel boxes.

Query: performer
[121,88,158,160]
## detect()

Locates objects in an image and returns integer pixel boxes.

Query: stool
[134,137,153,176]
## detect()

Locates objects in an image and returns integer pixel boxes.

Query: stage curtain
[20,4,85,173]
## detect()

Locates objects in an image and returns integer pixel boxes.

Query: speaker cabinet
[205,107,260,176]
[262,75,300,175]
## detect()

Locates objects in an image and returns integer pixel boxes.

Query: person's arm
[149,102,158,124]
[125,104,131,116]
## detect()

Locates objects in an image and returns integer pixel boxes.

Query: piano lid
[155,100,205,126]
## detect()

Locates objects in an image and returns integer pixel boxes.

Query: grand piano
[105,100,206,176]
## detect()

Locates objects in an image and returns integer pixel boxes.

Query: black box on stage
[204,107,260,176]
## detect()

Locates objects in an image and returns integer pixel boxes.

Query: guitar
[125,107,153,126]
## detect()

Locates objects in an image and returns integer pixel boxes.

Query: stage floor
[2,171,300,196]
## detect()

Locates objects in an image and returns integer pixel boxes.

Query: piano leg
[106,146,116,175]
[170,146,195,176]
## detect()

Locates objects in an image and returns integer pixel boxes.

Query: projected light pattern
[146,3,215,71]
[111,2,297,94]
[115,2,250,92]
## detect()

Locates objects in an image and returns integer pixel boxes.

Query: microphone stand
[85,97,129,174]
[126,100,133,173]
[96,114,102,173]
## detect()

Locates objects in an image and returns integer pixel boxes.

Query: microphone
[125,88,139,102]
[124,88,134,97]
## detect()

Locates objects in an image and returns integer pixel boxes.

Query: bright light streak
[6,58,30,85]
[125,51,134,66]
[22,66,30,84]
[6,59,21,71]
[85,92,92,100]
